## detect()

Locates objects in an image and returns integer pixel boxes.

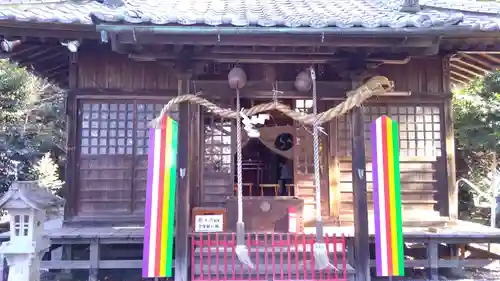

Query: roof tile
[0,0,497,31]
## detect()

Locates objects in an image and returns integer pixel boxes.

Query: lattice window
[80,103,134,155]
[13,215,30,236]
[77,100,177,215]
[295,99,313,113]
[13,215,20,236]
[80,102,177,155]
[204,114,232,173]
[337,104,442,158]
[135,103,178,155]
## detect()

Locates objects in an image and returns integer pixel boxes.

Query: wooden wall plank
[378,57,444,93]
[77,50,176,90]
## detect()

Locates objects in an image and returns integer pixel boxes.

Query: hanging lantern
[294,70,312,92]
[228,66,247,89]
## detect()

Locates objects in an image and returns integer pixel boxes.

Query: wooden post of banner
[351,105,370,281]
[175,69,192,281]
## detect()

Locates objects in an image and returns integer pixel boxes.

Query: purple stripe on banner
[371,121,383,276]
[142,128,156,276]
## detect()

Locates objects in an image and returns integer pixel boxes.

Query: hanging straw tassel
[234,87,255,269]
[310,67,336,271]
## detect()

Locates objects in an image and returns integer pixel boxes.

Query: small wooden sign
[194,214,224,232]
[191,207,227,233]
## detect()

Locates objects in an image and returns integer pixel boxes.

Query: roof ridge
[0,0,67,4]
[0,0,498,31]
[420,0,500,15]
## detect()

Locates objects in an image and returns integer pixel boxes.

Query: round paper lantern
[228,67,247,89]
[294,70,312,92]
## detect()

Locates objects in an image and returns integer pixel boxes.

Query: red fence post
[255,233,260,280]
[208,234,212,281]
[215,233,220,281]
[200,233,204,281]
[279,234,284,280]
[223,233,228,281]
[287,233,292,280]
[302,234,307,280]
[265,234,269,281]
[325,234,331,281]
[342,234,346,280]
[231,233,236,280]
[309,234,315,279]
[191,234,195,281]
[247,233,252,280]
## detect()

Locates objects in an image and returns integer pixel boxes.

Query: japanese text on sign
[194,214,223,232]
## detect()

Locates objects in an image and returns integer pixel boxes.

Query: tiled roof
[0,0,499,31]
[421,0,500,15]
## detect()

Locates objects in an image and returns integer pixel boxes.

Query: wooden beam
[454,56,491,74]
[450,64,483,79]
[117,32,436,47]
[44,63,67,76]
[460,50,500,55]
[350,105,370,281]
[194,80,352,99]
[18,45,62,63]
[450,77,468,85]
[175,72,192,281]
[0,23,99,40]
[480,53,500,65]
[459,53,496,69]
[212,45,337,55]
[71,88,178,98]
[20,50,66,66]
[131,52,413,64]
[450,70,474,82]
[6,45,41,59]
[130,52,344,63]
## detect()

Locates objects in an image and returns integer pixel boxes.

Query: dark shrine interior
[235,98,296,197]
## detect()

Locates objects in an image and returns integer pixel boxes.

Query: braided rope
[150,76,392,128]
[236,88,243,224]
[311,68,322,224]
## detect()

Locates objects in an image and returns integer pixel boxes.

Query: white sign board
[194,214,224,232]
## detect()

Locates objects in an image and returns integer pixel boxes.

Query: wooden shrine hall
[1,0,500,281]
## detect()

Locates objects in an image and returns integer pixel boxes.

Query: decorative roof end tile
[103,0,124,8]
[399,0,421,14]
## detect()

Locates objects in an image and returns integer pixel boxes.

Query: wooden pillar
[442,54,458,220]
[328,113,340,221]
[351,105,370,281]
[64,52,78,220]
[175,72,192,281]
[88,238,100,281]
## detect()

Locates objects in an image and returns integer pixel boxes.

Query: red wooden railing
[191,233,348,281]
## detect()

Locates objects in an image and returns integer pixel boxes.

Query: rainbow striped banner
[371,115,404,277]
[142,114,179,278]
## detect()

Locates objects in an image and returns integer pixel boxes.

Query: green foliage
[32,152,64,194]
[454,73,500,152]
[0,59,66,193]
[453,71,500,220]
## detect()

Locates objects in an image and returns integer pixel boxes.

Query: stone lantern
[0,181,64,281]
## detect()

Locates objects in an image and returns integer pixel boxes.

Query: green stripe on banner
[166,118,178,277]
[392,120,404,274]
